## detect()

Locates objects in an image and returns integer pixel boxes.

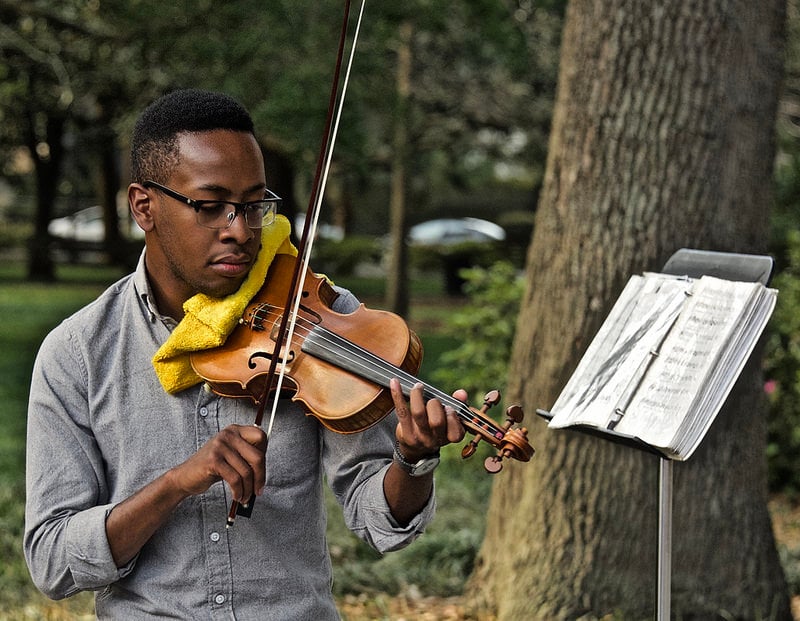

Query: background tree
[368,0,561,312]
[0,0,86,279]
[469,0,791,619]
[1,2,563,288]
[0,0,162,276]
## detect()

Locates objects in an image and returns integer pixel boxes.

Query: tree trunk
[94,123,123,258]
[262,144,298,242]
[26,109,64,281]
[385,19,413,318]
[469,1,790,619]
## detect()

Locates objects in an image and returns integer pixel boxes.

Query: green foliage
[431,261,523,399]
[411,241,509,296]
[0,271,110,618]
[764,230,800,495]
[779,541,800,596]
[766,11,800,492]
[0,221,31,249]
[1,1,563,250]
[311,235,383,276]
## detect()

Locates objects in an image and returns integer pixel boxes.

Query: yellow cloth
[152,215,296,394]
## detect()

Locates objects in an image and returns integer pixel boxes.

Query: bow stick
[227,0,366,526]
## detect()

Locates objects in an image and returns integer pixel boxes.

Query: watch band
[393,441,440,476]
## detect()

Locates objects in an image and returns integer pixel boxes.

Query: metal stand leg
[657,458,673,620]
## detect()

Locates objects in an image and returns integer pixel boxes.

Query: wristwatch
[393,441,440,477]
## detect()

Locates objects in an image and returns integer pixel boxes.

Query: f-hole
[248,349,296,370]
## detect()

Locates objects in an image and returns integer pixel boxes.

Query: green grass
[0,263,120,618]
[0,261,489,617]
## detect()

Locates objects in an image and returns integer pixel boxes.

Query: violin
[190,254,534,473]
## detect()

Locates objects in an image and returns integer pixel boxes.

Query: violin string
[311,327,505,437]
[248,304,505,438]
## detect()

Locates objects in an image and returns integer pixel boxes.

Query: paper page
[548,274,689,429]
[670,285,777,457]
[613,276,760,450]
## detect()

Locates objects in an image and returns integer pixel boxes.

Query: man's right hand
[171,424,268,502]
[106,424,267,567]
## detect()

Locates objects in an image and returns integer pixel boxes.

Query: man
[24,89,465,619]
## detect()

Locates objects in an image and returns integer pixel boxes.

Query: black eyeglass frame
[143,180,281,230]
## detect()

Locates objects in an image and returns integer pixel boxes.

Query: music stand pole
[657,457,673,621]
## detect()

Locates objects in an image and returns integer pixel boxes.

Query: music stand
[538,248,774,620]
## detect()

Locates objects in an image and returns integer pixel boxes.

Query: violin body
[190,254,423,433]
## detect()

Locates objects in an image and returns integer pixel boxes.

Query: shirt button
[199,407,209,417]
[214,594,225,605]
[210,531,220,542]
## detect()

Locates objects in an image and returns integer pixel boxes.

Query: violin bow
[228,0,366,526]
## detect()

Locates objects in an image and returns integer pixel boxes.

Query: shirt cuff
[65,504,137,590]
[362,465,437,554]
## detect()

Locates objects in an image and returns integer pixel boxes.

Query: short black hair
[130,89,255,184]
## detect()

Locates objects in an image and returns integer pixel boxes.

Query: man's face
[144,130,266,313]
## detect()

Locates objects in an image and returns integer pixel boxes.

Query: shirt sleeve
[322,416,436,554]
[24,326,135,599]
[323,286,436,553]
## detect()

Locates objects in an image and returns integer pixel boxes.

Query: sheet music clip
[607,407,625,430]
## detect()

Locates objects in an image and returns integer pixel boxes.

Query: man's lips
[210,254,253,276]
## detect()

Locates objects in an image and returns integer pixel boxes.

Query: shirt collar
[132,249,179,330]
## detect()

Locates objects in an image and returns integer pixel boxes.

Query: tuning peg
[506,404,523,424]
[482,407,535,473]
[458,393,535,472]
[461,390,502,459]
[483,390,501,408]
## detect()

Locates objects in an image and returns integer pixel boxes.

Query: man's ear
[129,183,155,232]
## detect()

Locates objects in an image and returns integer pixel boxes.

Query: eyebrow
[195,182,268,198]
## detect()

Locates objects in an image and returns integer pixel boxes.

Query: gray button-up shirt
[24,253,434,620]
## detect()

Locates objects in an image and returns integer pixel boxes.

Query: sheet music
[613,277,762,450]
[548,274,689,429]
[545,265,778,461]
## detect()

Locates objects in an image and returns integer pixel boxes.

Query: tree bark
[469,1,790,619]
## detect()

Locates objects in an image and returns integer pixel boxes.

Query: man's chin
[204,276,249,300]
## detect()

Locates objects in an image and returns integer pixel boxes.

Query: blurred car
[407,217,506,246]
[48,206,144,241]
[48,206,104,242]
[294,213,345,241]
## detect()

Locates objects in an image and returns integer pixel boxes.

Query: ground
[338,593,489,621]
[19,497,800,620]
[338,496,800,620]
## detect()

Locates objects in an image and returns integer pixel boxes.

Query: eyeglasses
[143,180,280,230]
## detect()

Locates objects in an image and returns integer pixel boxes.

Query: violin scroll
[459,391,534,473]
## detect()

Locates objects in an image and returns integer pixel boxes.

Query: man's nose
[220,209,256,242]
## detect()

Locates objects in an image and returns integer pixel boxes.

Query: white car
[49,206,144,241]
[408,217,506,246]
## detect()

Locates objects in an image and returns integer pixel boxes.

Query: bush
[328,442,495,598]
[410,241,507,295]
[0,220,32,250]
[764,229,800,495]
[310,235,383,276]
[327,262,521,599]
[497,209,535,268]
[432,261,523,400]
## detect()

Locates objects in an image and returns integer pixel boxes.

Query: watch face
[410,457,440,476]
